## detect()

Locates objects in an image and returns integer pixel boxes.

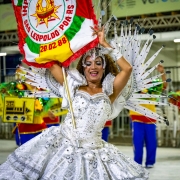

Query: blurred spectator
[102,120,112,142]
[129,65,167,168]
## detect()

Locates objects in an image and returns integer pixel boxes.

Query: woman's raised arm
[93,26,132,102]
[49,64,64,86]
[111,56,132,101]
[103,41,132,102]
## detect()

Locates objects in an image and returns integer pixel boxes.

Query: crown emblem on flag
[31,0,61,28]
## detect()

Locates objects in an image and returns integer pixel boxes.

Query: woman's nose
[91,62,96,68]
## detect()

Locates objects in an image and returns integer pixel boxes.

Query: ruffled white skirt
[0,126,148,180]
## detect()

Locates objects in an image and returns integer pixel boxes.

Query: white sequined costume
[0,69,149,180]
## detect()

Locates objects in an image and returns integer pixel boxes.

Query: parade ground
[0,140,180,180]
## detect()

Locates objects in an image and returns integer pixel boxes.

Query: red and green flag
[12,0,98,67]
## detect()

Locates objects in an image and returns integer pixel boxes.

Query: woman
[0,27,149,179]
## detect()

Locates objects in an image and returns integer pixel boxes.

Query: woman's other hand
[91,26,111,48]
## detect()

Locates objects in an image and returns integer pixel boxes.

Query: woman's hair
[76,54,119,81]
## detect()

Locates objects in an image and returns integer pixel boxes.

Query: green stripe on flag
[14,0,23,6]
[17,0,23,6]
[25,36,40,54]
[64,16,85,41]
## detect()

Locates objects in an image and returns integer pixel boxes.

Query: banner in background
[112,0,180,18]
[0,4,17,31]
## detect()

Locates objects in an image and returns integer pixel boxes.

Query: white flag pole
[62,67,80,147]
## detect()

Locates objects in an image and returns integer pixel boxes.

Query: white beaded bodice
[61,90,112,148]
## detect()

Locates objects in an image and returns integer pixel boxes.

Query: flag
[12,0,98,68]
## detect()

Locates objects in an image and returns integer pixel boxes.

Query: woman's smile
[90,71,98,77]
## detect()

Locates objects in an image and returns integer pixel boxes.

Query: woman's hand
[49,63,64,85]
[91,26,111,48]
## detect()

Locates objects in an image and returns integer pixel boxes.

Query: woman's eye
[96,61,102,66]
[85,62,91,66]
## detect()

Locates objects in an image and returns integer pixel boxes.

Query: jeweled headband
[82,48,106,69]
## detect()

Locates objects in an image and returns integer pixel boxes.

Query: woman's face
[83,56,104,83]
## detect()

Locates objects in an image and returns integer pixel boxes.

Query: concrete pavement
[0,140,180,180]
[117,146,180,180]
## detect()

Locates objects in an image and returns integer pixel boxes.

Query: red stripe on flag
[22,59,58,68]
[12,2,27,55]
[76,0,98,25]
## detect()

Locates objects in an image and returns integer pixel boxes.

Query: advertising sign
[112,0,180,17]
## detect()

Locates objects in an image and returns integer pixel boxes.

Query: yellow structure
[50,98,68,116]
[3,97,35,124]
